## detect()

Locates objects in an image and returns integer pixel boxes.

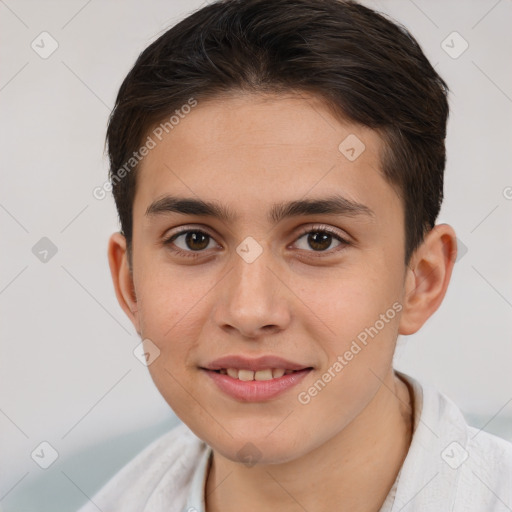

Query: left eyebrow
[145,194,375,224]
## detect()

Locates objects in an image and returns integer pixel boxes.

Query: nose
[213,250,291,339]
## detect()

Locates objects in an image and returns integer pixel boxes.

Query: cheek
[134,255,214,336]
[132,262,215,403]
[301,264,403,406]
[305,261,403,341]
[294,296,401,434]
[134,267,207,420]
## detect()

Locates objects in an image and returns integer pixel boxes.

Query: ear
[108,232,141,335]
[398,224,457,335]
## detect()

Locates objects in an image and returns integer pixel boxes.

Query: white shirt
[76,372,512,512]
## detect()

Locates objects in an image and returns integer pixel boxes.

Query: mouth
[209,367,310,381]
[200,355,313,402]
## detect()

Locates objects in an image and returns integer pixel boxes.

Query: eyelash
[162,225,350,260]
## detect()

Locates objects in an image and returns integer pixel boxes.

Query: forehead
[133,92,401,227]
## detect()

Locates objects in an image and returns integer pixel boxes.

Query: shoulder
[76,422,207,512]
[458,425,512,508]
[394,372,512,511]
[466,422,512,461]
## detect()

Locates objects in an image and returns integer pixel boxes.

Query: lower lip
[203,369,312,402]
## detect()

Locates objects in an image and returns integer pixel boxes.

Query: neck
[205,370,413,512]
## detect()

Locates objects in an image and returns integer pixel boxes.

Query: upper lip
[202,355,311,372]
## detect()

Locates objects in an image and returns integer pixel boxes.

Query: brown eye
[307,232,335,251]
[183,231,210,251]
[295,228,346,253]
[166,230,216,254]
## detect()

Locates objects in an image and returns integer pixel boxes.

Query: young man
[80,0,512,510]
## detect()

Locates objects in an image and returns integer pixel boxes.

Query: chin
[216,440,304,466]
[200,424,313,466]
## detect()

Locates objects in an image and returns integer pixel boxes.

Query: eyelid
[293,223,350,244]
[163,224,218,242]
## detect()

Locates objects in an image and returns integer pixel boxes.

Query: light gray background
[1,0,511,511]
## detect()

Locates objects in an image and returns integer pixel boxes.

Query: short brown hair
[106,0,449,264]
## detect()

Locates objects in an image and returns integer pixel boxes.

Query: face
[121,92,410,463]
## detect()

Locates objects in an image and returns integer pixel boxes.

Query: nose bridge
[216,245,290,336]
[232,244,279,309]
[233,249,275,301]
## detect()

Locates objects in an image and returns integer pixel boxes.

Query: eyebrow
[145,194,375,224]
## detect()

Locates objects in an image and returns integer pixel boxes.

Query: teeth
[220,368,296,380]
[226,368,238,379]
[254,369,273,381]
[238,369,254,381]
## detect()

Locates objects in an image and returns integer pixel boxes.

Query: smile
[214,368,297,381]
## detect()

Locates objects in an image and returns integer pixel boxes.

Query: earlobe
[107,232,140,334]
[398,224,457,335]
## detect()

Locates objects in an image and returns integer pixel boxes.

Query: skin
[108,92,457,512]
